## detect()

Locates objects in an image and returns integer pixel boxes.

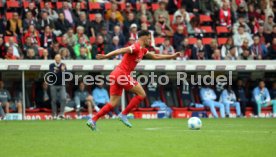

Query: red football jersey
[117,42,148,74]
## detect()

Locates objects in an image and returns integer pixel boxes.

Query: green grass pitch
[1,119,276,157]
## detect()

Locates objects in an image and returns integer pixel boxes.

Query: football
[188,117,202,130]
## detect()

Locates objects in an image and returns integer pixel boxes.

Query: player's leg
[3,102,10,113]
[213,101,225,118]
[58,86,67,118]
[121,83,146,115]
[50,86,57,118]
[223,101,231,117]
[233,102,241,117]
[85,95,93,117]
[16,101,22,114]
[203,100,218,118]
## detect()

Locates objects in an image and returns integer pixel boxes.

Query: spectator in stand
[0,81,22,114]
[6,12,23,36]
[42,2,58,21]
[220,84,242,117]
[185,0,200,15]
[23,2,38,18]
[23,25,41,47]
[123,12,138,37]
[49,43,60,59]
[221,37,237,59]
[35,81,51,109]
[159,38,175,55]
[110,36,122,52]
[76,12,92,37]
[105,2,124,25]
[264,15,275,34]
[23,11,38,31]
[107,12,121,33]
[76,47,91,60]
[5,37,21,59]
[200,85,225,118]
[173,5,190,25]
[233,16,251,34]
[59,48,71,60]
[250,35,268,59]
[138,15,154,31]
[252,80,276,117]
[63,28,77,47]
[110,25,125,47]
[128,24,139,40]
[248,3,262,21]
[74,26,91,49]
[59,1,76,26]
[173,25,185,49]
[72,2,83,18]
[37,11,55,32]
[41,26,56,49]
[55,12,72,36]
[212,49,222,60]
[176,38,192,60]
[191,39,207,60]
[122,2,135,20]
[201,0,220,16]
[91,14,107,37]
[92,35,111,59]
[248,16,260,35]
[74,82,96,118]
[155,14,173,37]
[59,36,75,59]
[25,48,37,59]
[233,25,253,47]
[267,25,276,44]
[236,3,248,20]
[205,39,218,59]
[238,48,254,60]
[74,36,92,59]
[154,1,170,26]
[219,2,232,28]
[0,38,6,59]
[225,46,238,60]
[187,16,203,38]
[40,49,50,60]
[49,54,67,119]
[136,3,153,25]
[267,38,276,59]
[23,37,39,57]
[172,15,188,33]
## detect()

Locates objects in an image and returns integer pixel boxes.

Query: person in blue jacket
[253,80,276,117]
[220,85,241,117]
[200,85,225,118]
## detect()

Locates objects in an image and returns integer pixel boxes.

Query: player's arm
[144,52,180,60]
[96,47,131,59]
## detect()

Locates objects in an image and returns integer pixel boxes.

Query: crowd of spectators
[0,0,274,60]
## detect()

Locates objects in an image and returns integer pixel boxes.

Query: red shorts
[109,68,138,96]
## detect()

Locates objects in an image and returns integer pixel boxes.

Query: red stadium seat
[188,38,197,45]
[216,26,230,34]
[154,37,165,45]
[200,26,213,33]
[200,15,212,24]
[105,3,112,10]
[89,2,101,10]
[151,3,159,11]
[89,14,96,21]
[5,36,18,43]
[90,37,96,44]
[5,12,13,20]
[72,2,86,10]
[218,38,228,45]
[202,38,213,45]
[23,1,29,8]
[56,2,63,9]
[119,3,126,10]
[7,1,20,8]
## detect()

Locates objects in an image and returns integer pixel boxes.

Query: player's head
[138,30,151,46]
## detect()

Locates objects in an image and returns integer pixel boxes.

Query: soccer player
[87,30,180,131]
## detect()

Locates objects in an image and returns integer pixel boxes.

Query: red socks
[122,95,145,115]
[92,103,113,121]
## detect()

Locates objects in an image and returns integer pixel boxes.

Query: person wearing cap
[91,14,107,37]
[155,14,173,37]
[154,1,170,26]
[105,2,124,24]
[128,23,138,40]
